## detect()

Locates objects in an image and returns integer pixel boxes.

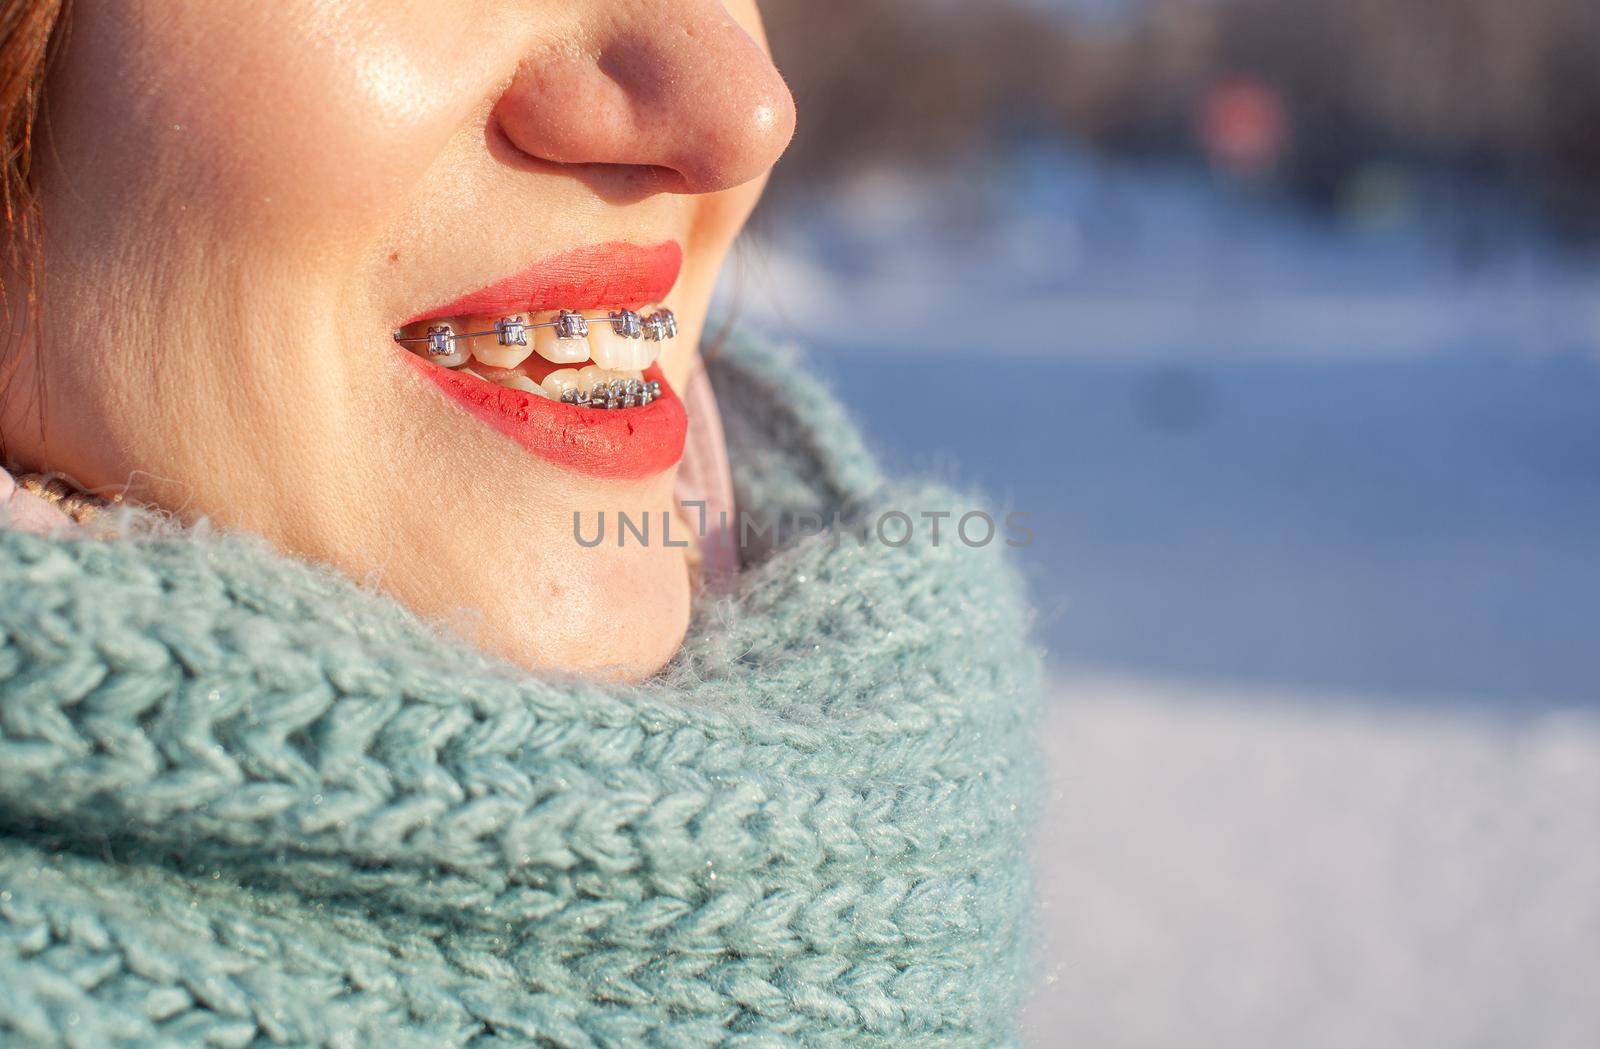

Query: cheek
[684,175,767,297]
[47,1,497,244]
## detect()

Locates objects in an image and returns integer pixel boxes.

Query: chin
[378,524,695,683]
[370,243,700,680]
[499,549,693,682]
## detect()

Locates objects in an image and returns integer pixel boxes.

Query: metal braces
[561,378,663,410]
[393,308,676,358]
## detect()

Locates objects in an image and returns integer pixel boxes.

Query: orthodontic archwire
[392,308,677,355]
[392,308,676,409]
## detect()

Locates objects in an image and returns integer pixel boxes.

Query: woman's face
[4,0,793,677]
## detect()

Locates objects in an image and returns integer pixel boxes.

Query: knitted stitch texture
[0,335,1044,1048]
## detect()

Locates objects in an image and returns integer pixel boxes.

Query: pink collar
[671,358,739,576]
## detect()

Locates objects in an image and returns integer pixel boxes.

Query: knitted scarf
[0,337,1043,1048]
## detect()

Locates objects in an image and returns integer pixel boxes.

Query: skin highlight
[0,0,795,679]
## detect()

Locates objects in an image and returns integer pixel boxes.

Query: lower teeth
[562,378,662,409]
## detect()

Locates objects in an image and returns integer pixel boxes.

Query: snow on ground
[725,154,1600,706]
[728,154,1600,1045]
[1024,673,1600,1049]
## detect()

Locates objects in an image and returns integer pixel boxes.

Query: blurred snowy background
[720,0,1600,1044]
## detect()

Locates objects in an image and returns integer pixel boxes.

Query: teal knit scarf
[0,338,1042,1047]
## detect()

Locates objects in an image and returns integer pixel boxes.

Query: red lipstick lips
[411,358,687,481]
[409,240,684,323]
[400,240,688,481]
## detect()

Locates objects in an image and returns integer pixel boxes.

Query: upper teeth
[553,310,589,340]
[609,309,644,340]
[493,316,530,346]
[643,310,677,341]
[394,308,676,376]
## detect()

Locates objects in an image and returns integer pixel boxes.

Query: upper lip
[404,240,683,325]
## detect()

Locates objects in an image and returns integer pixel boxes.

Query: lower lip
[407,356,687,480]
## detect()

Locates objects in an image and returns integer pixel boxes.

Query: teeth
[609,309,644,340]
[541,368,582,399]
[577,364,629,392]
[408,324,471,367]
[469,315,535,369]
[586,311,655,371]
[643,310,677,342]
[564,377,662,409]
[531,310,590,365]
[494,372,552,398]
[556,369,663,409]
[552,309,590,340]
[394,307,674,409]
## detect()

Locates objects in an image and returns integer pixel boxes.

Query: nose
[492,1,796,196]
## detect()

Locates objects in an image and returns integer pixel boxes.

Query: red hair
[0,0,67,448]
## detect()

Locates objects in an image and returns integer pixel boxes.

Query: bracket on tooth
[425,325,456,357]
[559,378,663,410]
[494,316,529,346]
[386,322,461,356]
[553,310,589,340]
[643,309,677,341]
[394,308,675,354]
[608,309,644,339]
